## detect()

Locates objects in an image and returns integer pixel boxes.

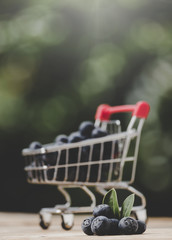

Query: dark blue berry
[118,217,138,235]
[79,121,95,138]
[93,204,114,218]
[55,134,68,143]
[136,220,146,234]
[81,217,94,235]
[91,128,107,138]
[68,131,84,143]
[108,218,119,235]
[91,216,111,235]
[29,141,42,149]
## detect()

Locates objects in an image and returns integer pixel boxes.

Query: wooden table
[0,212,172,240]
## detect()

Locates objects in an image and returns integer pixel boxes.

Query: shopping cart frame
[22,101,150,229]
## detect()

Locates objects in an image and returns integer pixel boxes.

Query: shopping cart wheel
[61,213,74,230]
[39,213,51,230]
[132,209,147,223]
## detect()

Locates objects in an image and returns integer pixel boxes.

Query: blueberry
[91,128,107,138]
[91,216,111,235]
[57,141,66,146]
[108,218,119,235]
[79,121,95,138]
[93,204,114,218]
[55,134,68,143]
[81,217,94,235]
[136,220,146,234]
[29,141,42,149]
[68,131,84,143]
[118,217,138,235]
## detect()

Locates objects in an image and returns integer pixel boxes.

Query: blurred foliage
[0,0,172,216]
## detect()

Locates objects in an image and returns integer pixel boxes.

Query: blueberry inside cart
[22,101,150,230]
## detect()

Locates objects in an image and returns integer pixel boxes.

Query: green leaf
[102,188,120,219]
[121,194,135,218]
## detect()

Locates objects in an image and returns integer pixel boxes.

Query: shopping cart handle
[95,101,150,121]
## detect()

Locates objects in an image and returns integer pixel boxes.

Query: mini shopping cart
[22,101,150,230]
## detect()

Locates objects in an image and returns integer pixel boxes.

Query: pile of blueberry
[29,121,107,149]
[54,121,107,144]
[82,204,146,235]
[27,121,115,182]
[26,120,122,183]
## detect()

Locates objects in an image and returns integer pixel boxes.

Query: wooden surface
[0,212,172,240]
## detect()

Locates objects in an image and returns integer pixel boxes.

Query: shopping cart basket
[22,101,150,230]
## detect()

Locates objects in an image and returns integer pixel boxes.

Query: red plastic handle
[95,101,150,121]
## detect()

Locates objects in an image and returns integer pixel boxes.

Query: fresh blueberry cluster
[29,121,107,148]
[81,204,146,236]
[27,121,114,181]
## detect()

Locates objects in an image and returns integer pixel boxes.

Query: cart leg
[95,186,108,196]
[60,186,96,214]
[132,208,147,222]
[39,210,52,230]
[61,213,74,230]
[124,185,147,222]
[39,186,71,230]
[80,185,96,210]
[55,186,72,209]
[59,186,96,229]
[127,186,146,207]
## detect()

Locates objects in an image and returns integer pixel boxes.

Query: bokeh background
[0,0,172,216]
